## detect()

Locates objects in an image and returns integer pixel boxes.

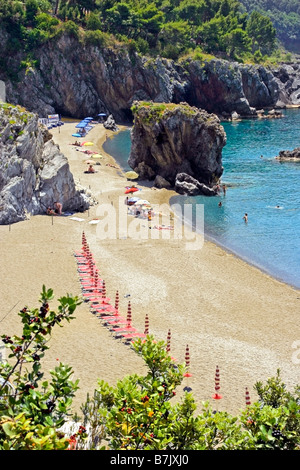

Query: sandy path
[0,120,299,416]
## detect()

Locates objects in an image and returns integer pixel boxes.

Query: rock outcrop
[128,101,226,195]
[275,147,300,161]
[0,104,93,225]
[1,32,300,123]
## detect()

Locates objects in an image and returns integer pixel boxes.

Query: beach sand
[0,120,299,416]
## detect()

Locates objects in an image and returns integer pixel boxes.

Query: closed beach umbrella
[245,387,251,406]
[166,329,171,354]
[212,365,222,400]
[144,314,149,335]
[125,170,139,180]
[183,345,192,377]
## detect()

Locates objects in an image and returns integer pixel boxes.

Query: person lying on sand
[46,202,62,216]
[106,163,119,169]
[46,207,56,216]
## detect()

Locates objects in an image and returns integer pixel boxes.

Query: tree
[0,286,81,450]
[246,10,276,54]
[25,0,39,25]
[223,28,251,58]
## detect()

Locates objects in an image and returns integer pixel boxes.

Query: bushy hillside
[0,0,289,68]
[239,0,300,52]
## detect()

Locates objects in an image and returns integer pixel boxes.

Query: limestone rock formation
[103,114,118,131]
[128,101,226,195]
[0,104,93,225]
[1,32,300,122]
[275,147,300,161]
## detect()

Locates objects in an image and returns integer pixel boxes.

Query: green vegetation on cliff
[0,0,293,72]
[131,101,199,123]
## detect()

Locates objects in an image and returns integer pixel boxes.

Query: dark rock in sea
[175,173,217,196]
[0,104,94,225]
[275,147,300,161]
[128,101,226,195]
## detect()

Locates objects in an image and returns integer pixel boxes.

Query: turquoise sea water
[103,109,300,288]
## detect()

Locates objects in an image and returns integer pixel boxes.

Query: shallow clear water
[103,109,300,288]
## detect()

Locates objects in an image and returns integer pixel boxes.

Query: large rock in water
[0,103,93,224]
[275,147,300,161]
[128,101,226,195]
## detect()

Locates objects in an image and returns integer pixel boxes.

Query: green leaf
[2,422,17,438]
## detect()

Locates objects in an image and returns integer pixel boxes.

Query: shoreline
[102,125,300,291]
[169,197,300,291]
[1,120,299,417]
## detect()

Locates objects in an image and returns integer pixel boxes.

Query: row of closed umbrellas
[73,231,253,407]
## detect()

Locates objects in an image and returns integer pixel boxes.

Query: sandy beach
[0,120,299,416]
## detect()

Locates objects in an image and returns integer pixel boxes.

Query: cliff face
[128,101,226,195]
[1,33,300,122]
[0,104,92,224]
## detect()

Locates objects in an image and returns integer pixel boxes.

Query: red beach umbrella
[166,329,171,354]
[183,345,192,377]
[126,301,132,327]
[212,366,222,400]
[166,329,176,360]
[245,387,251,406]
[144,314,149,335]
[115,291,119,312]
[110,301,135,332]
[125,187,138,194]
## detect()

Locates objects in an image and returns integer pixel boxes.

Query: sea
[103,108,300,289]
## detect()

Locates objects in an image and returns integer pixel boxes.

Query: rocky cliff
[129,101,226,195]
[0,103,92,224]
[1,32,300,123]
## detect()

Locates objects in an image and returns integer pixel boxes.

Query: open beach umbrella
[125,170,139,180]
[125,187,139,194]
[81,141,94,146]
[134,199,150,205]
[92,153,103,159]
[128,196,140,203]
